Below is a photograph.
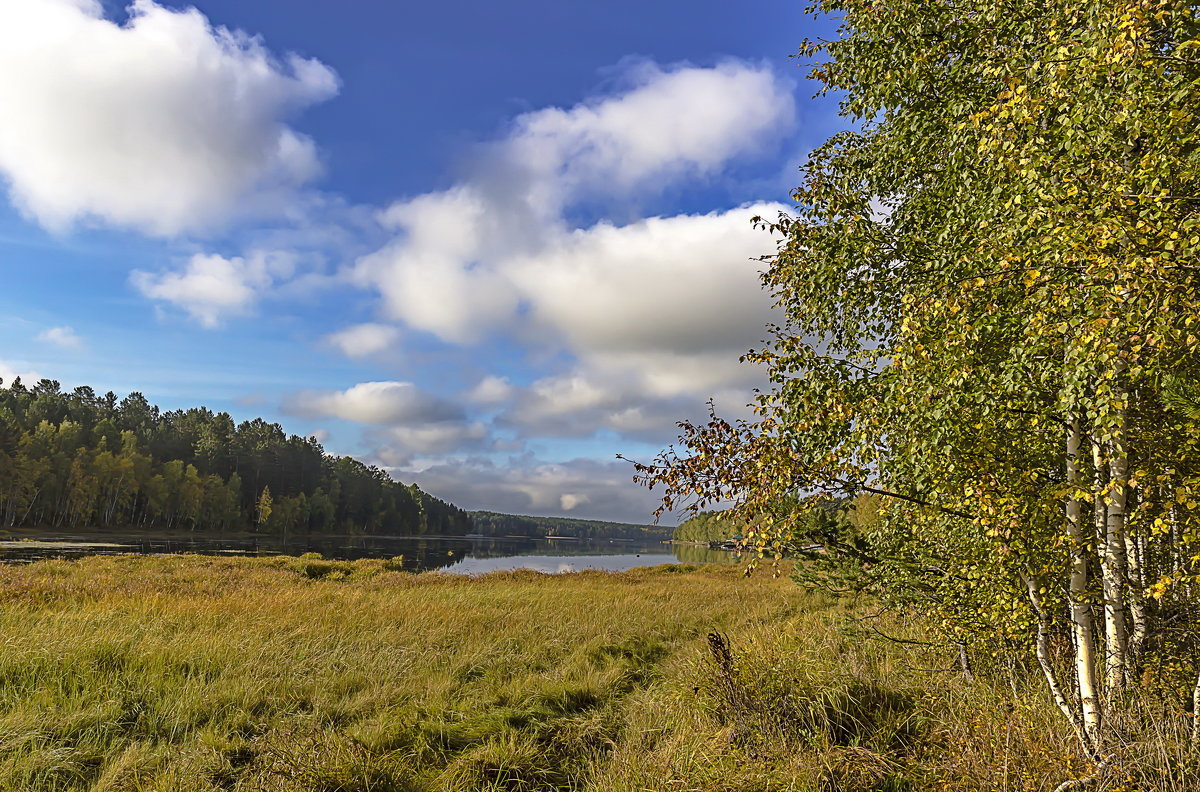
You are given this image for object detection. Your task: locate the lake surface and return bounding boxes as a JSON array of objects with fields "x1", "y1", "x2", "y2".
[{"x1": 0, "y1": 530, "x2": 739, "y2": 574}]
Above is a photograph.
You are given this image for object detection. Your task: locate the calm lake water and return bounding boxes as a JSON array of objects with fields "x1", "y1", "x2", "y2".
[{"x1": 0, "y1": 530, "x2": 739, "y2": 574}]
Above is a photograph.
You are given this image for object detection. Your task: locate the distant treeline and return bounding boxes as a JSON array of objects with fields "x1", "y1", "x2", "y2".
[
  {"x1": 0, "y1": 377, "x2": 471, "y2": 535},
  {"x1": 672, "y1": 511, "x2": 742, "y2": 543},
  {"x1": 468, "y1": 511, "x2": 672, "y2": 540}
]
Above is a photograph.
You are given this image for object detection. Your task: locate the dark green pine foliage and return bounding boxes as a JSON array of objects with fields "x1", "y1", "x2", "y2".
[{"x1": 0, "y1": 378, "x2": 471, "y2": 535}]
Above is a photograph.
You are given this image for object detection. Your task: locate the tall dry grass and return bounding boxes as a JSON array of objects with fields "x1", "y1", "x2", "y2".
[{"x1": 0, "y1": 555, "x2": 1193, "y2": 790}]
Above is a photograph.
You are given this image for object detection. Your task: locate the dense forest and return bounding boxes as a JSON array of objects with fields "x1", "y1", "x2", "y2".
[
  {"x1": 0, "y1": 377, "x2": 471, "y2": 535},
  {"x1": 468, "y1": 511, "x2": 671, "y2": 540}
]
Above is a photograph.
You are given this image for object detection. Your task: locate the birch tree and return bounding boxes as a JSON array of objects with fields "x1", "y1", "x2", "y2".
[{"x1": 633, "y1": 0, "x2": 1200, "y2": 770}]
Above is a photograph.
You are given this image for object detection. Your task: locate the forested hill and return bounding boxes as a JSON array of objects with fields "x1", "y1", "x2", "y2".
[
  {"x1": 468, "y1": 511, "x2": 672, "y2": 540},
  {"x1": 0, "y1": 377, "x2": 471, "y2": 535}
]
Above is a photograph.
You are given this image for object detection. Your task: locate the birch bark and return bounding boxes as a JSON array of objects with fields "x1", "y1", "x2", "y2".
[
  {"x1": 1023, "y1": 571, "x2": 1085, "y2": 745},
  {"x1": 1123, "y1": 531, "x2": 1148, "y2": 665},
  {"x1": 1103, "y1": 392, "x2": 1131, "y2": 693},
  {"x1": 1067, "y1": 418, "x2": 1103, "y2": 752}
]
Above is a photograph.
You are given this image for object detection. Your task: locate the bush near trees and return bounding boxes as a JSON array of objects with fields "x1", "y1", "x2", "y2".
[
  {"x1": 671, "y1": 501, "x2": 855, "y2": 546},
  {"x1": 673, "y1": 511, "x2": 741, "y2": 543},
  {"x1": 634, "y1": 0, "x2": 1200, "y2": 779},
  {"x1": 0, "y1": 377, "x2": 470, "y2": 535},
  {"x1": 468, "y1": 511, "x2": 673, "y2": 540}
]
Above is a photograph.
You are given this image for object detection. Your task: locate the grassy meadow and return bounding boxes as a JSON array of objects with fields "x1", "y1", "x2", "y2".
[{"x1": 0, "y1": 554, "x2": 1189, "y2": 791}]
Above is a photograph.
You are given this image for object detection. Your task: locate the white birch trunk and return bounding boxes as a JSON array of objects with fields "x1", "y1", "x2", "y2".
[
  {"x1": 1123, "y1": 531, "x2": 1148, "y2": 664},
  {"x1": 1067, "y1": 418, "x2": 1103, "y2": 753},
  {"x1": 1092, "y1": 438, "x2": 1108, "y2": 571},
  {"x1": 1098, "y1": 426, "x2": 1131, "y2": 694},
  {"x1": 1023, "y1": 571, "x2": 1084, "y2": 743},
  {"x1": 1193, "y1": 668, "x2": 1200, "y2": 744}
]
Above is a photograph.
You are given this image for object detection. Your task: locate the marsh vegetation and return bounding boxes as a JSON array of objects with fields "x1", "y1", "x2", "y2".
[{"x1": 0, "y1": 555, "x2": 1193, "y2": 791}]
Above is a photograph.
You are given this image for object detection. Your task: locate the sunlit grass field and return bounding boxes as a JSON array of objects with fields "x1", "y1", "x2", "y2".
[{"x1": 0, "y1": 554, "x2": 1178, "y2": 791}]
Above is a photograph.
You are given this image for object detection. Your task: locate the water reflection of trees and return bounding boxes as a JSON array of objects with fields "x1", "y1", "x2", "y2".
[{"x1": 0, "y1": 533, "x2": 743, "y2": 572}]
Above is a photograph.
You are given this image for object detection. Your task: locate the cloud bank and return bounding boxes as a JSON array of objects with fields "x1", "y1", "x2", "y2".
[
  {"x1": 409, "y1": 455, "x2": 671, "y2": 526},
  {"x1": 337, "y1": 59, "x2": 791, "y2": 500}
]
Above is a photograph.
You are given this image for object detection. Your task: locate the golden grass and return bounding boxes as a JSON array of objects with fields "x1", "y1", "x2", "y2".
[
  {"x1": 0, "y1": 555, "x2": 1192, "y2": 791},
  {"x1": 0, "y1": 557, "x2": 805, "y2": 791}
]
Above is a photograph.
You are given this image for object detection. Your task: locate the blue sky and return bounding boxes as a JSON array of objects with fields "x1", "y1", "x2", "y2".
[{"x1": 0, "y1": 0, "x2": 843, "y2": 524}]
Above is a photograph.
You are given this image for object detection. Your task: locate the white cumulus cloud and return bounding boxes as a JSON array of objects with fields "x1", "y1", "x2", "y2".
[
  {"x1": 286, "y1": 381, "x2": 493, "y2": 461},
  {"x1": 285, "y1": 381, "x2": 464, "y2": 426},
  {"x1": 466, "y1": 375, "x2": 515, "y2": 405},
  {"x1": 376, "y1": 422, "x2": 490, "y2": 457},
  {"x1": 350, "y1": 60, "x2": 792, "y2": 350},
  {"x1": 353, "y1": 187, "x2": 519, "y2": 343},
  {"x1": 559, "y1": 492, "x2": 590, "y2": 511},
  {"x1": 323, "y1": 323, "x2": 402, "y2": 358},
  {"x1": 0, "y1": 0, "x2": 339, "y2": 235},
  {"x1": 132, "y1": 251, "x2": 294, "y2": 327},
  {"x1": 498, "y1": 59, "x2": 794, "y2": 210},
  {"x1": 496, "y1": 369, "x2": 755, "y2": 443},
  {"x1": 36, "y1": 326, "x2": 84, "y2": 349},
  {"x1": 0, "y1": 361, "x2": 42, "y2": 388},
  {"x1": 507, "y1": 204, "x2": 782, "y2": 362}
]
